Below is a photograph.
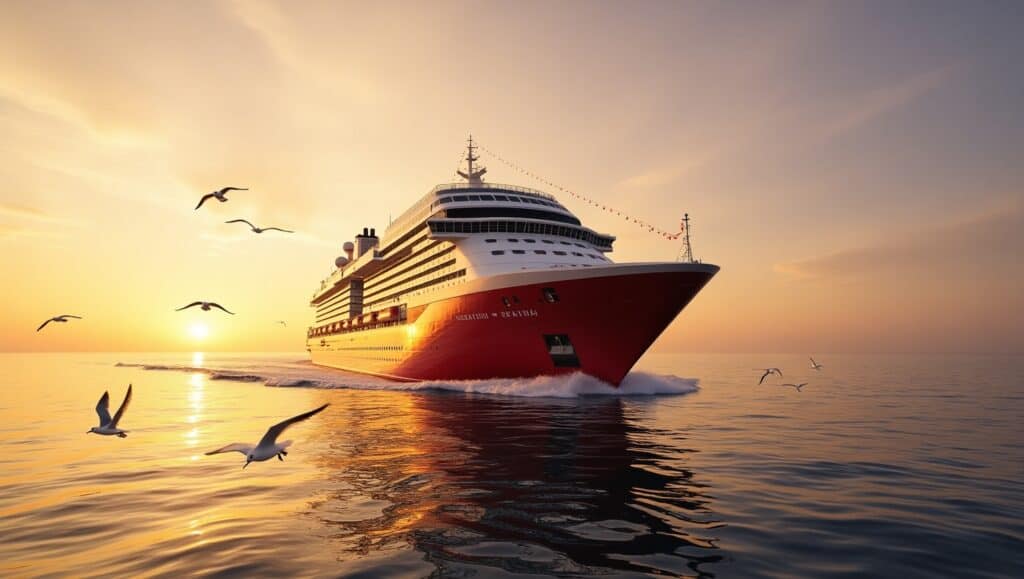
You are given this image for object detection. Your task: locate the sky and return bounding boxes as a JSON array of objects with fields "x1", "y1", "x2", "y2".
[{"x1": 1, "y1": 0, "x2": 1022, "y2": 353}]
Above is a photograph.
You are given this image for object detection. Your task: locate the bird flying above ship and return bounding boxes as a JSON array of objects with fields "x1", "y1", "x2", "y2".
[
  {"x1": 225, "y1": 219, "x2": 294, "y2": 234},
  {"x1": 87, "y1": 384, "x2": 132, "y2": 438},
  {"x1": 176, "y1": 301, "x2": 235, "y2": 315},
  {"x1": 194, "y1": 187, "x2": 247, "y2": 210},
  {"x1": 205, "y1": 403, "x2": 329, "y2": 469},
  {"x1": 36, "y1": 314, "x2": 82, "y2": 332}
]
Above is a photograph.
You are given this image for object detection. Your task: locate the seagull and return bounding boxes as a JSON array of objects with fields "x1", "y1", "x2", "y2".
[
  {"x1": 176, "y1": 301, "x2": 235, "y2": 315},
  {"x1": 225, "y1": 219, "x2": 294, "y2": 234},
  {"x1": 809, "y1": 357, "x2": 823, "y2": 371},
  {"x1": 780, "y1": 383, "x2": 807, "y2": 392},
  {"x1": 87, "y1": 384, "x2": 132, "y2": 437},
  {"x1": 36, "y1": 314, "x2": 82, "y2": 332},
  {"x1": 194, "y1": 187, "x2": 247, "y2": 210},
  {"x1": 205, "y1": 403, "x2": 329, "y2": 469},
  {"x1": 276, "y1": 321, "x2": 287, "y2": 327},
  {"x1": 756, "y1": 368, "x2": 783, "y2": 385}
]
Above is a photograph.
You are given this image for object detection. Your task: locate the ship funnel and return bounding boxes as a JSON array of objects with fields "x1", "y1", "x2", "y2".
[{"x1": 355, "y1": 228, "x2": 378, "y2": 259}]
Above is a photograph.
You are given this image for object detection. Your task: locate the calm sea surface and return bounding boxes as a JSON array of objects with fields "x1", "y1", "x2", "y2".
[{"x1": 0, "y1": 352, "x2": 1021, "y2": 578}]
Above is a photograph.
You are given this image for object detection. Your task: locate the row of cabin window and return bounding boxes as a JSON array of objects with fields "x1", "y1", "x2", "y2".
[
  {"x1": 429, "y1": 219, "x2": 613, "y2": 247},
  {"x1": 433, "y1": 193, "x2": 564, "y2": 211},
  {"x1": 485, "y1": 237, "x2": 587, "y2": 248},
  {"x1": 491, "y1": 249, "x2": 606, "y2": 260}
]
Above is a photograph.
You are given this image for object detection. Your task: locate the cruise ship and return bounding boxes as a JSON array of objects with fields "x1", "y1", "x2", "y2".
[{"x1": 306, "y1": 139, "x2": 718, "y2": 386}]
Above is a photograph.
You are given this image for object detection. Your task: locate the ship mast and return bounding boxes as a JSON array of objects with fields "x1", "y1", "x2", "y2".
[
  {"x1": 457, "y1": 134, "x2": 487, "y2": 185},
  {"x1": 678, "y1": 213, "x2": 696, "y2": 263}
]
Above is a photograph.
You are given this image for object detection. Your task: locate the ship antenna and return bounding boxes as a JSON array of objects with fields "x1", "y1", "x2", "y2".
[
  {"x1": 457, "y1": 134, "x2": 487, "y2": 185},
  {"x1": 678, "y1": 213, "x2": 696, "y2": 263}
]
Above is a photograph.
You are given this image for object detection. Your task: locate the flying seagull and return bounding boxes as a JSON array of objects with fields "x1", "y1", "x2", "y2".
[
  {"x1": 87, "y1": 384, "x2": 132, "y2": 438},
  {"x1": 276, "y1": 321, "x2": 287, "y2": 327},
  {"x1": 176, "y1": 301, "x2": 235, "y2": 315},
  {"x1": 205, "y1": 403, "x2": 329, "y2": 469},
  {"x1": 756, "y1": 367, "x2": 783, "y2": 385},
  {"x1": 225, "y1": 219, "x2": 294, "y2": 234},
  {"x1": 195, "y1": 187, "x2": 247, "y2": 210},
  {"x1": 37, "y1": 314, "x2": 82, "y2": 332},
  {"x1": 780, "y1": 383, "x2": 807, "y2": 392},
  {"x1": 809, "y1": 357, "x2": 823, "y2": 371}
]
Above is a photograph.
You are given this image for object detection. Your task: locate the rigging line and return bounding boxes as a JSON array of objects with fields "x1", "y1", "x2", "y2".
[{"x1": 477, "y1": 143, "x2": 687, "y2": 241}]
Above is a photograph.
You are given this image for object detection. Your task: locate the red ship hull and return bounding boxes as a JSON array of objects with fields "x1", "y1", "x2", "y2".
[{"x1": 308, "y1": 263, "x2": 717, "y2": 386}]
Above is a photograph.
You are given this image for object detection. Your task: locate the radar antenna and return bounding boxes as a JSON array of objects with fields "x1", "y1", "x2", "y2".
[{"x1": 457, "y1": 134, "x2": 487, "y2": 185}]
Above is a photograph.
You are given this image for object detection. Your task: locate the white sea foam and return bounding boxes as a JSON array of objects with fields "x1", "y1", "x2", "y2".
[{"x1": 115, "y1": 359, "x2": 698, "y2": 398}]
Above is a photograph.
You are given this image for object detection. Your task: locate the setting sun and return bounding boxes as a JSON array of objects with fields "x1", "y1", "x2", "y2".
[{"x1": 188, "y1": 323, "x2": 209, "y2": 341}]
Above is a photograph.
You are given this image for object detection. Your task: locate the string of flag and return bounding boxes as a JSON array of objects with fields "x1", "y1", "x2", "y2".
[{"x1": 477, "y1": 143, "x2": 687, "y2": 241}]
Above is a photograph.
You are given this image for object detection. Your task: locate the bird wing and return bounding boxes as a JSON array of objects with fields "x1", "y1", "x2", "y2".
[
  {"x1": 773, "y1": 368, "x2": 783, "y2": 376},
  {"x1": 263, "y1": 227, "x2": 294, "y2": 233},
  {"x1": 36, "y1": 318, "x2": 53, "y2": 331},
  {"x1": 759, "y1": 370, "x2": 770, "y2": 385},
  {"x1": 225, "y1": 219, "x2": 256, "y2": 229},
  {"x1": 205, "y1": 443, "x2": 252, "y2": 456},
  {"x1": 95, "y1": 391, "x2": 112, "y2": 427},
  {"x1": 219, "y1": 187, "x2": 248, "y2": 193},
  {"x1": 209, "y1": 303, "x2": 235, "y2": 315},
  {"x1": 59, "y1": 315, "x2": 83, "y2": 320},
  {"x1": 109, "y1": 384, "x2": 132, "y2": 428},
  {"x1": 176, "y1": 302, "x2": 204, "y2": 311},
  {"x1": 195, "y1": 193, "x2": 215, "y2": 210},
  {"x1": 258, "y1": 403, "x2": 329, "y2": 448}
]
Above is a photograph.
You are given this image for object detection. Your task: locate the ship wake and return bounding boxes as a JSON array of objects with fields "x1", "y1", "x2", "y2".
[{"x1": 115, "y1": 360, "x2": 698, "y2": 398}]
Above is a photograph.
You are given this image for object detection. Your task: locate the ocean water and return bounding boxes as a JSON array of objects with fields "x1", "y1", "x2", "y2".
[{"x1": 0, "y1": 352, "x2": 1021, "y2": 578}]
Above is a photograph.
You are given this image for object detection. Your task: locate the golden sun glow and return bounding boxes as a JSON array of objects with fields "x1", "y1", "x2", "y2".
[{"x1": 188, "y1": 323, "x2": 209, "y2": 341}]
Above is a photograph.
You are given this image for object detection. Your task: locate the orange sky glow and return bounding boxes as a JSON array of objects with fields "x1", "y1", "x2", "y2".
[{"x1": 1, "y1": 1, "x2": 1021, "y2": 353}]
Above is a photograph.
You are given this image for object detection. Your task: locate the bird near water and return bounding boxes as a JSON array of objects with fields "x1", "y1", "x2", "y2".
[
  {"x1": 205, "y1": 403, "x2": 329, "y2": 469},
  {"x1": 810, "y1": 357, "x2": 823, "y2": 371},
  {"x1": 780, "y1": 383, "x2": 808, "y2": 392},
  {"x1": 194, "y1": 186, "x2": 247, "y2": 210},
  {"x1": 87, "y1": 384, "x2": 132, "y2": 438},
  {"x1": 175, "y1": 301, "x2": 234, "y2": 315},
  {"x1": 225, "y1": 219, "x2": 294, "y2": 234},
  {"x1": 756, "y1": 367, "x2": 783, "y2": 385},
  {"x1": 36, "y1": 314, "x2": 82, "y2": 332}
]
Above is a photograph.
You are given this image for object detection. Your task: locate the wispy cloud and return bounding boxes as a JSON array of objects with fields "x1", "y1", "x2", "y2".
[
  {"x1": 618, "y1": 147, "x2": 725, "y2": 188},
  {"x1": 775, "y1": 198, "x2": 1024, "y2": 279},
  {"x1": 0, "y1": 203, "x2": 61, "y2": 223},
  {"x1": 819, "y1": 64, "x2": 956, "y2": 140},
  {"x1": 227, "y1": 0, "x2": 376, "y2": 104}
]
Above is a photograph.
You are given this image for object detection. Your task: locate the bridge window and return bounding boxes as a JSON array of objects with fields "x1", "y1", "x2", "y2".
[{"x1": 491, "y1": 250, "x2": 505, "y2": 255}]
